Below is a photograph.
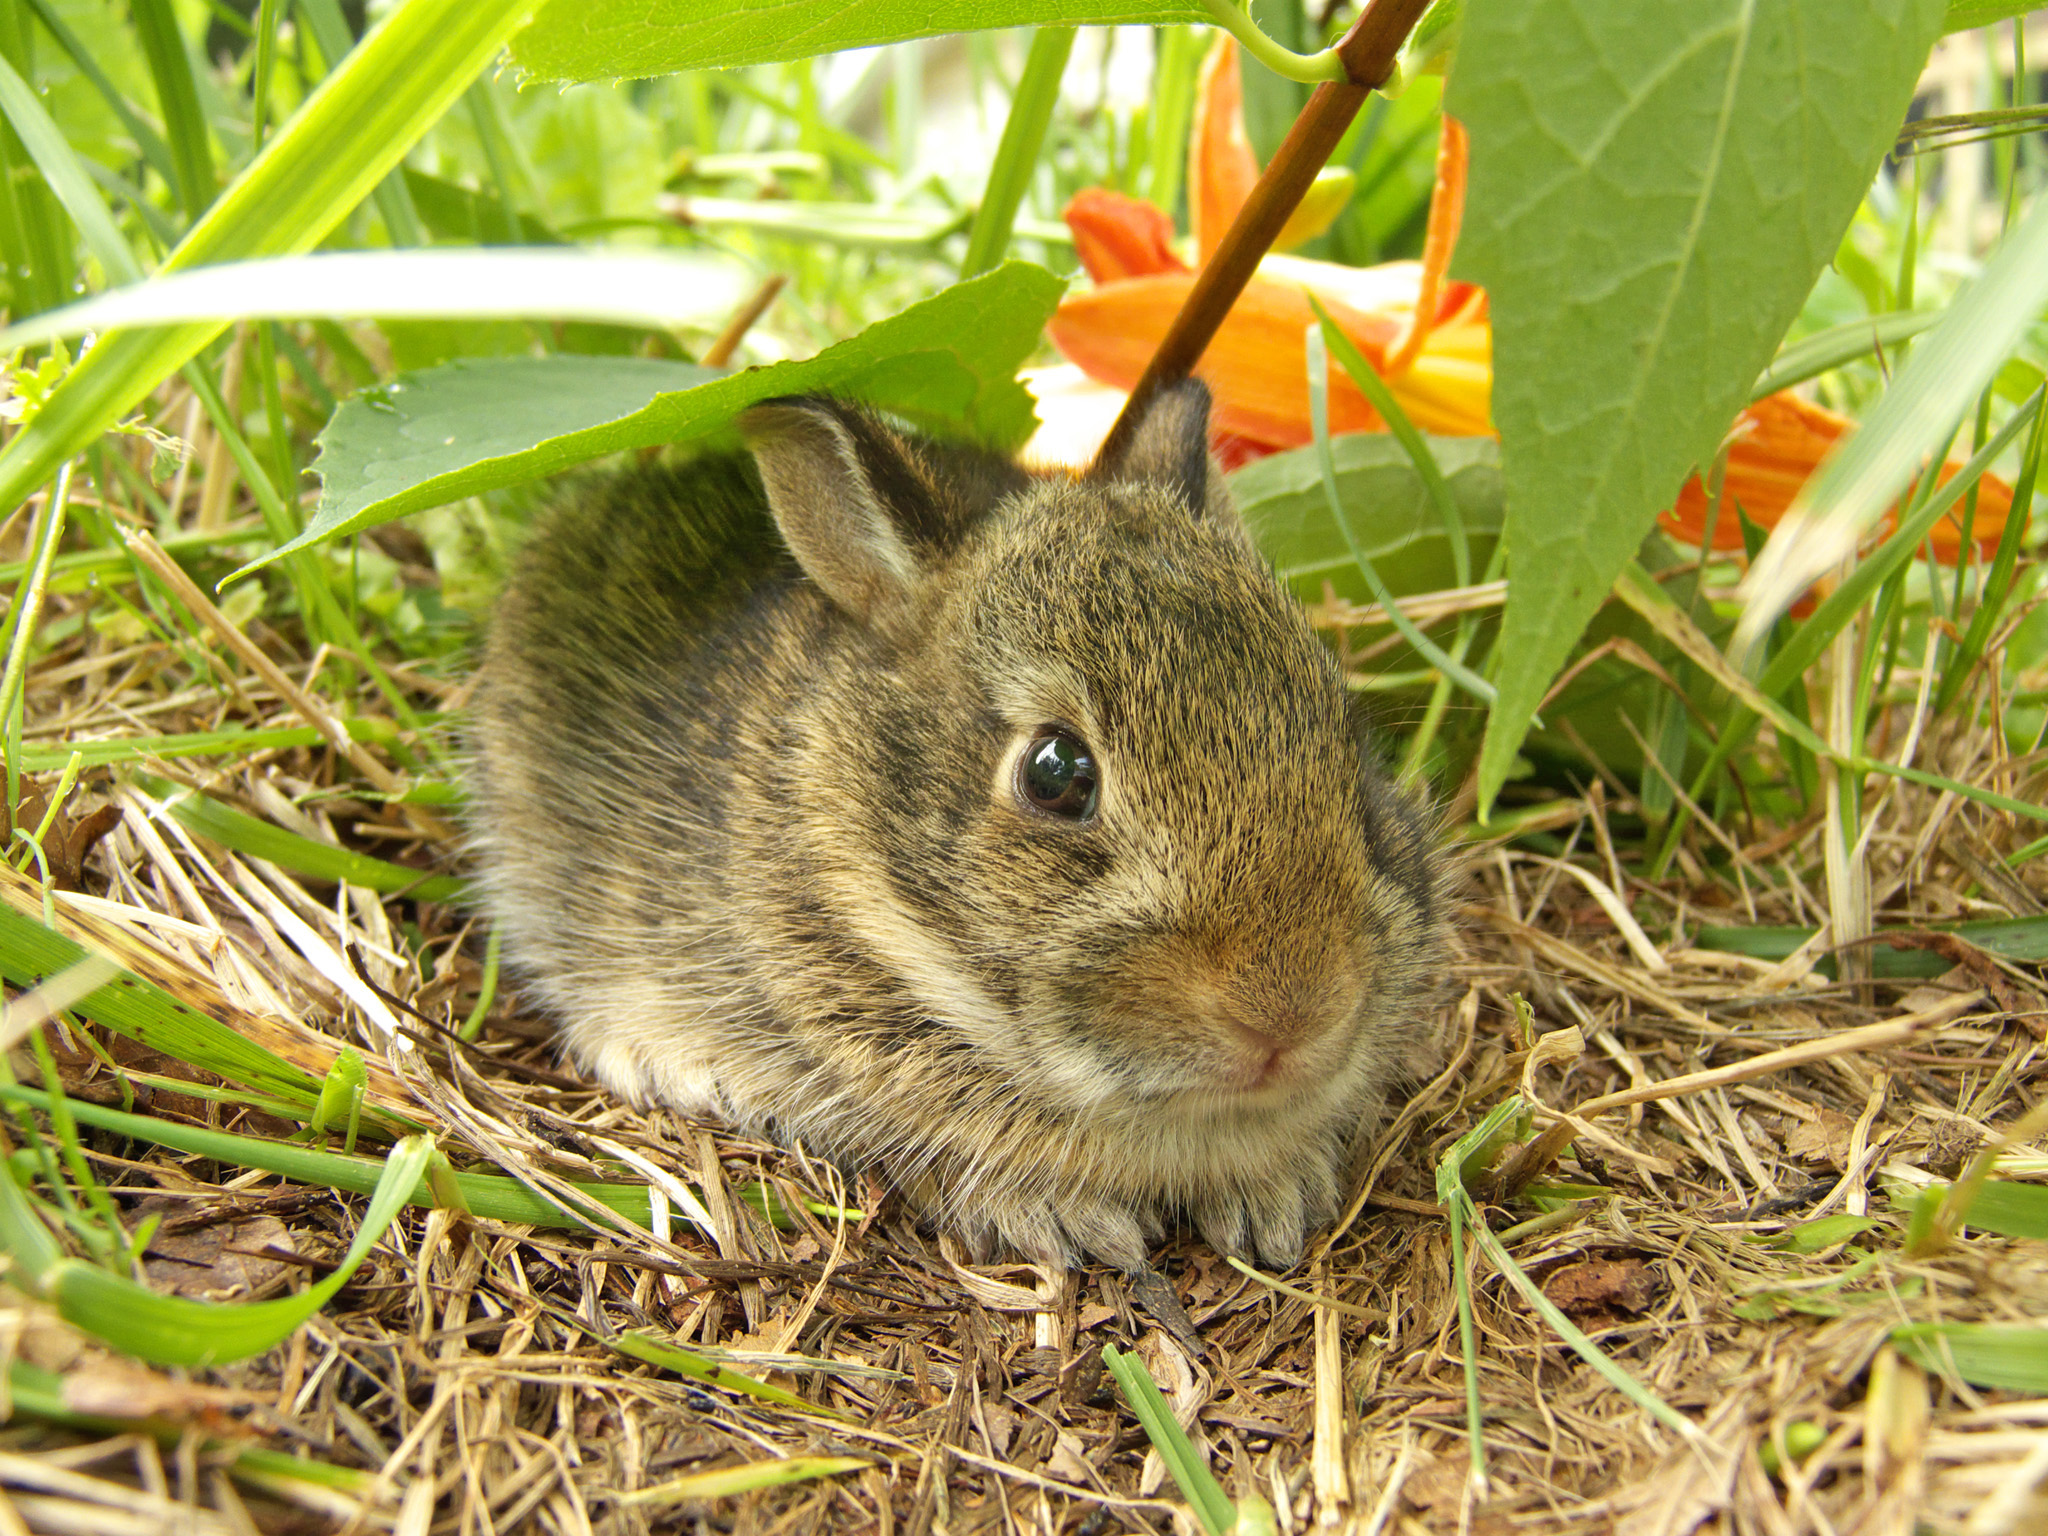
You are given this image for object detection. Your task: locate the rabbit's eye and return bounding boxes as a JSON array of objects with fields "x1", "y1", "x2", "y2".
[{"x1": 1017, "y1": 732, "x2": 1099, "y2": 821}]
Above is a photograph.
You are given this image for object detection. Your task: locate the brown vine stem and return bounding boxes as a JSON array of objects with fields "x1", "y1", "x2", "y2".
[{"x1": 1096, "y1": 0, "x2": 1435, "y2": 468}]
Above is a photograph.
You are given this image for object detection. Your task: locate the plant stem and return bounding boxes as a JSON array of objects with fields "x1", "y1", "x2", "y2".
[{"x1": 959, "y1": 26, "x2": 1074, "y2": 278}]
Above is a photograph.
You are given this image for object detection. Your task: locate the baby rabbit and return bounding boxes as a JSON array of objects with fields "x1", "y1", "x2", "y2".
[{"x1": 472, "y1": 380, "x2": 1444, "y2": 1271}]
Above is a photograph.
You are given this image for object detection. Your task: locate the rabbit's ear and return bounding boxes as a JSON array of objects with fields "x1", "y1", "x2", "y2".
[
  {"x1": 740, "y1": 398, "x2": 941, "y2": 622},
  {"x1": 1088, "y1": 377, "x2": 1216, "y2": 516}
]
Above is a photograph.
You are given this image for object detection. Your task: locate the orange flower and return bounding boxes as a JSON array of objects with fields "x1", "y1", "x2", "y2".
[
  {"x1": 1041, "y1": 40, "x2": 2018, "y2": 565},
  {"x1": 1665, "y1": 391, "x2": 2016, "y2": 563},
  {"x1": 1047, "y1": 41, "x2": 1491, "y2": 453}
]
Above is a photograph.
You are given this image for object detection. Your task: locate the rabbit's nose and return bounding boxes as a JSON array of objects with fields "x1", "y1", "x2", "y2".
[{"x1": 1224, "y1": 1012, "x2": 1313, "y2": 1088}]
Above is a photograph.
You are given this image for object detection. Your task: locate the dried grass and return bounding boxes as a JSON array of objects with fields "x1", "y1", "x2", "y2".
[{"x1": 4, "y1": 471, "x2": 2047, "y2": 1535}]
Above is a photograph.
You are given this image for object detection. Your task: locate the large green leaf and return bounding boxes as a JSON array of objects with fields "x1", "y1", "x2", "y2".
[
  {"x1": 0, "y1": 0, "x2": 537, "y2": 518},
  {"x1": 1943, "y1": 0, "x2": 2041, "y2": 29},
  {"x1": 1447, "y1": 0, "x2": 1947, "y2": 815},
  {"x1": 249, "y1": 261, "x2": 1062, "y2": 574},
  {"x1": 1232, "y1": 429, "x2": 1502, "y2": 607},
  {"x1": 509, "y1": 0, "x2": 1206, "y2": 80}
]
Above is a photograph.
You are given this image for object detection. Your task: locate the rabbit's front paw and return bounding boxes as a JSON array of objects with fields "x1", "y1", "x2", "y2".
[
  {"x1": 1192, "y1": 1157, "x2": 1341, "y2": 1271},
  {"x1": 955, "y1": 1194, "x2": 1159, "y2": 1273}
]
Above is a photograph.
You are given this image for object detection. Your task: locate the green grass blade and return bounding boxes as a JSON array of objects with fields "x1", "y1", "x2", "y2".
[
  {"x1": 4, "y1": 1358, "x2": 371, "y2": 1491},
  {"x1": 0, "y1": 249, "x2": 752, "y2": 351},
  {"x1": 509, "y1": 0, "x2": 1208, "y2": 79},
  {"x1": 1740, "y1": 193, "x2": 2048, "y2": 645},
  {"x1": 658, "y1": 196, "x2": 968, "y2": 247},
  {"x1": 1101, "y1": 1343, "x2": 1237, "y2": 1536},
  {"x1": 1696, "y1": 915, "x2": 2048, "y2": 979},
  {"x1": 14, "y1": 719, "x2": 394, "y2": 771},
  {"x1": 19, "y1": 0, "x2": 179, "y2": 195},
  {"x1": 1146, "y1": 25, "x2": 1201, "y2": 215},
  {"x1": 0, "y1": 0, "x2": 539, "y2": 520},
  {"x1": 1314, "y1": 300, "x2": 1471, "y2": 587},
  {"x1": 253, "y1": 0, "x2": 286, "y2": 144},
  {"x1": 1756, "y1": 389, "x2": 2039, "y2": 703},
  {"x1": 612, "y1": 1331, "x2": 842, "y2": 1417},
  {"x1": 126, "y1": 0, "x2": 212, "y2": 221},
  {"x1": 140, "y1": 775, "x2": 467, "y2": 902},
  {"x1": 0, "y1": 1082, "x2": 654, "y2": 1229},
  {"x1": 1436, "y1": 1097, "x2": 1523, "y2": 1491},
  {"x1": 1750, "y1": 312, "x2": 1938, "y2": 401},
  {"x1": 0, "y1": 55, "x2": 148, "y2": 284},
  {"x1": 620, "y1": 1459, "x2": 870, "y2": 1506},
  {"x1": 0, "y1": 904, "x2": 324, "y2": 1107},
  {"x1": 296, "y1": 0, "x2": 427, "y2": 245},
  {"x1": 1305, "y1": 322, "x2": 1496, "y2": 703},
  {"x1": 1938, "y1": 391, "x2": 2044, "y2": 711},
  {"x1": 1893, "y1": 1179, "x2": 2048, "y2": 1241},
  {"x1": 1614, "y1": 556, "x2": 2048, "y2": 826},
  {"x1": 1893, "y1": 1323, "x2": 2048, "y2": 1392},
  {"x1": 960, "y1": 26, "x2": 1074, "y2": 278},
  {"x1": 18, "y1": 1136, "x2": 433, "y2": 1367},
  {"x1": 1434, "y1": 1097, "x2": 1698, "y2": 1442},
  {"x1": 1656, "y1": 389, "x2": 2044, "y2": 862}
]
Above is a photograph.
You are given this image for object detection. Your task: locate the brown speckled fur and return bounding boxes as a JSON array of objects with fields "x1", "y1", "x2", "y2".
[{"x1": 471, "y1": 382, "x2": 1445, "y2": 1270}]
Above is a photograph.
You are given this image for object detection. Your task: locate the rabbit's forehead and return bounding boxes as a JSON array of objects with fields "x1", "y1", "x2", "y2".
[{"x1": 966, "y1": 530, "x2": 1341, "y2": 731}]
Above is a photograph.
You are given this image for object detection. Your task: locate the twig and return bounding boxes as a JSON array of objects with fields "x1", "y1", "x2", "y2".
[{"x1": 701, "y1": 273, "x2": 787, "y2": 367}]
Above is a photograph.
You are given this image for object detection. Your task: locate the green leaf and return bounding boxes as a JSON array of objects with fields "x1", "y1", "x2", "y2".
[
  {"x1": 257, "y1": 261, "x2": 1061, "y2": 573},
  {"x1": 0, "y1": 249, "x2": 751, "y2": 353},
  {"x1": 0, "y1": 0, "x2": 539, "y2": 521},
  {"x1": 1448, "y1": 0, "x2": 1948, "y2": 814},
  {"x1": 1894, "y1": 1323, "x2": 2048, "y2": 1392},
  {"x1": 509, "y1": 0, "x2": 1207, "y2": 80},
  {"x1": 403, "y1": 166, "x2": 563, "y2": 245},
  {"x1": 1943, "y1": 0, "x2": 2041, "y2": 30}
]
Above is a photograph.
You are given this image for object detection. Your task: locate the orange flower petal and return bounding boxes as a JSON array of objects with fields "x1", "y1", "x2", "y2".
[
  {"x1": 1064, "y1": 188, "x2": 1187, "y2": 283},
  {"x1": 1051, "y1": 273, "x2": 1401, "y2": 448},
  {"x1": 1192, "y1": 39, "x2": 1259, "y2": 263},
  {"x1": 1662, "y1": 390, "x2": 2017, "y2": 565},
  {"x1": 1384, "y1": 114, "x2": 1468, "y2": 376}
]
